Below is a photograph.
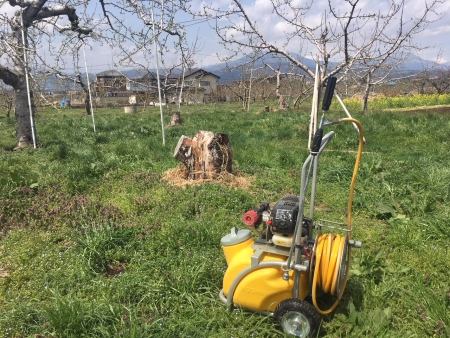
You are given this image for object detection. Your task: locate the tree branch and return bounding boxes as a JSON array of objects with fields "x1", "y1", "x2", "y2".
[{"x1": 0, "y1": 64, "x2": 20, "y2": 88}]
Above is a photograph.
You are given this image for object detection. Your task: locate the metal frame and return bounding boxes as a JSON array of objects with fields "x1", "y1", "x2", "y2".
[
  {"x1": 219, "y1": 131, "x2": 337, "y2": 308},
  {"x1": 292, "y1": 131, "x2": 334, "y2": 298}
]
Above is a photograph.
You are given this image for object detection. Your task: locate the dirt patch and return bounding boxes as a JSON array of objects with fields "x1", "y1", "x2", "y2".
[
  {"x1": 0, "y1": 268, "x2": 8, "y2": 278},
  {"x1": 314, "y1": 202, "x2": 331, "y2": 213},
  {"x1": 105, "y1": 264, "x2": 126, "y2": 277},
  {"x1": 162, "y1": 164, "x2": 252, "y2": 189}
]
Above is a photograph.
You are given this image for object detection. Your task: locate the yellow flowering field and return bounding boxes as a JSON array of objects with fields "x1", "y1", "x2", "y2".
[{"x1": 331, "y1": 93, "x2": 450, "y2": 111}]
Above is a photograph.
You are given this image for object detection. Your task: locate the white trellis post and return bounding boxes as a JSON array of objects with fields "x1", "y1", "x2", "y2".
[
  {"x1": 20, "y1": 8, "x2": 36, "y2": 148},
  {"x1": 308, "y1": 63, "x2": 320, "y2": 150},
  {"x1": 82, "y1": 45, "x2": 96, "y2": 132},
  {"x1": 247, "y1": 68, "x2": 254, "y2": 111},
  {"x1": 151, "y1": 0, "x2": 166, "y2": 146}
]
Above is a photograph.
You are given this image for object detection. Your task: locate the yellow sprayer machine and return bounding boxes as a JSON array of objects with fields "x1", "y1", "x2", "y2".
[{"x1": 219, "y1": 77, "x2": 364, "y2": 337}]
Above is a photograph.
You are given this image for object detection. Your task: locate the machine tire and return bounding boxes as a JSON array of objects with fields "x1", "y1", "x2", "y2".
[{"x1": 274, "y1": 298, "x2": 321, "y2": 337}]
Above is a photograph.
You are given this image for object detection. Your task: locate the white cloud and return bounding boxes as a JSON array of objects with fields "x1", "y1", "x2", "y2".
[
  {"x1": 3, "y1": 0, "x2": 449, "y2": 72},
  {"x1": 244, "y1": 0, "x2": 273, "y2": 17}
]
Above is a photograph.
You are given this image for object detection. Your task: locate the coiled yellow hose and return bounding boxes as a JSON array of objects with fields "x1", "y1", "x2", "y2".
[{"x1": 311, "y1": 118, "x2": 364, "y2": 315}]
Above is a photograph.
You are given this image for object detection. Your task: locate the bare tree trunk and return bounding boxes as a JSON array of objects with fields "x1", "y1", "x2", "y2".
[
  {"x1": 293, "y1": 95, "x2": 301, "y2": 108},
  {"x1": 279, "y1": 95, "x2": 288, "y2": 109},
  {"x1": 170, "y1": 111, "x2": 182, "y2": 127},
  {"x1": 15, "y1": 85, "x2": 36, "y2": 149},
  {"x1": 243, "y1": 92, "x2": 248, "y2": 109},
  {"x1": 0, "y1": 2, "x2": 92, "y2": 149},
  {"x1": 418, "y1": 82, "x2": 425, "y2": 94},
  {"x1": 84, "y1": 95, "x2": 91, "y2": 116},
  {"x1": 174, "y1": 130, "x2": 233, "y2": 180},
  {"x1": 3, "y1": 100, "x2": 13, "y2": 118},
  {"x1": 276, "y1": 69, "x2": 282, "y2": 109},
  {"x1": 275, "y1": 69, "x2": 288, "y2": 110},
  {"x1": 362, "y1": 75, "x2": 372, "y2": 112},
  {"x1": 10, "y1": 21, "x2": 36, "y2": 149}
]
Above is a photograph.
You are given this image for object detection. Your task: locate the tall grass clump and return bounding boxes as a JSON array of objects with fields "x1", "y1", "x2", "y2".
[{"x1": 76, "y1": 222, "x2": 137, "y2": 273}]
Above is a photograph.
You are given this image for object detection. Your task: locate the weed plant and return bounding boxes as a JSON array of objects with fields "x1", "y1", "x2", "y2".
[{"x1": 0, "y1": 103, "x2": 449, "y2": 337}]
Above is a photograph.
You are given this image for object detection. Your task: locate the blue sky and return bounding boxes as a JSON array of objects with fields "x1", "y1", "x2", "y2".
[{"x1": 1, "y1": 0, "x2": 449, "y2": 74}]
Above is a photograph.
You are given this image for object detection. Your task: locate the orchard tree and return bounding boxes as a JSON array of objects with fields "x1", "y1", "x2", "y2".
[
  {"x1": 0, "y1": 0, "x2": 92, "y2": 149},
  {"x1": 99, "y1": 0, "x2": 200, "y2": 96},
  {"x1": 191, "y1": 0, "x2": 444, "y2": 111},
  {"x1": 99, "y1": 0, "x2": 201, "y2": 132},
  {"x1": 54, "y1": 42, "x2": 97, "y2": 116},
  {"x1": 426, "y1": 67, "x2": 450, "y2": 94},
  {"x1": 0, "y1": 82, "x2": 14, "y2": 117},
  {"x1": 53, "y1": 68, "x2": 94, "y2": 115},
  {"x1": 250, "y1": 72, "x2": 277, "y2": 109}
]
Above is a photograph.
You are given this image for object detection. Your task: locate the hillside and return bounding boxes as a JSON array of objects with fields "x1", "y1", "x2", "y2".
[{"x1": 204, "y1": 53, "x2": 444, "y2": 84}]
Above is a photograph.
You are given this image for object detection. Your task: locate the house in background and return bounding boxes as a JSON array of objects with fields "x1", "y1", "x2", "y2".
[
  {"x1": 96, "y1": 68, "x2": 220, "y2": 104},
  {"x1": 95, "y1": 70, "x2": 128, "y2": 97},
  {"x1": 126, "y1": 71, "x2": 161, "y2": 93},
  {"x1": 179, "y1": 69, "x2": 220, "y2": 103}
]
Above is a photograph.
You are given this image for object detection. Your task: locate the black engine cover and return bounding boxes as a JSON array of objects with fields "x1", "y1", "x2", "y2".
[{"x1": 271, "y1": 195, "x2": 299, "y2": 234}]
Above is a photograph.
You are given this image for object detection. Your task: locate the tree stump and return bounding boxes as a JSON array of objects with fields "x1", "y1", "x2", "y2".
[
  {"x1": 170, "y1": 111, "x2": 182, "y2": 127},
  {"x1": 124, "y1": 106, "x2": 137, "y2": 114},
  {"x1": 174, "y1": 130, "x2": 233, "y2": 180},
  {"x1": 278, "y1": 95, "x2": 289, "y2": 110}
]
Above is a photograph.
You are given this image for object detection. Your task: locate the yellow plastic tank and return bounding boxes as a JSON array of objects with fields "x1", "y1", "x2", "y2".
[{"x1": 221, "y1": 228, "x2": 310, "y2": 313}]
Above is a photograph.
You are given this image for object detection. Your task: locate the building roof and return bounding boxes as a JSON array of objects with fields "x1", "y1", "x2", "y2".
[
  {"x1": 182, "y1": 69, "x2": 220, "y2": 79},
  {"x1": 96, "y1": 68, "x2": 220, "y2": 81},
  {"x1": 140, "y1": 72, "x2": 160, "y2": 80},
  {"x1": 96, "y1": 70, "x2": 126, "y2": 77}
]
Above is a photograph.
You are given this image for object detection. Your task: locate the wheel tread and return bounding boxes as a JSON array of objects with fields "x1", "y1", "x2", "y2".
[{"x1": 274, "y1": 298, "x2": 321, "y2": 337}]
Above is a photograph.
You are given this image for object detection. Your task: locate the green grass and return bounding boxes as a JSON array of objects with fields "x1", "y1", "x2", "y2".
[{"x1": 1, "y1": 102, "x2": 449, "y2": 337}]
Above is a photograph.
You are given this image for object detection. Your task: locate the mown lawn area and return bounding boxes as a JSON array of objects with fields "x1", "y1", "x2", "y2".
[{"x1": 1, "y1": 102, "x2": 449, "y2": 337}]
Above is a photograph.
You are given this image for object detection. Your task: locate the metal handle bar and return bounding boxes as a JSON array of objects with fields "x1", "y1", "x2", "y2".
[
  {"x1": 299, "y1": 131, "x2": 334, "y2": 200},
  {"x1": 290, "y1": 131, "x2": 335, "y2": 298}
]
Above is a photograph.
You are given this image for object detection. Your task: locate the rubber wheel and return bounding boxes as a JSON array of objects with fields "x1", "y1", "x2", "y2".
[{"x1": 274, "y1": 298, "x2": 321, "y2": 337}]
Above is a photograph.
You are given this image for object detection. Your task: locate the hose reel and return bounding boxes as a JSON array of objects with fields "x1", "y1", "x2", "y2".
[{"x1": 311, "y1": 233, "x2": 350, "y2": 315}]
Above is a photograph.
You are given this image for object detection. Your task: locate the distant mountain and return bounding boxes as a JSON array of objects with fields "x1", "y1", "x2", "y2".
[
  {"x1": 397, "y1": 54, "x2": 439, "y2": 71},
  {"x1": 204, "y1": 53, "x2": 320, "y2": 83},
  {"x1": 204, "y1": 52, "x2": 445, "y2": 83},
  {"x1": 38, "y1": 53, "x2": 446, "y2": 92}
]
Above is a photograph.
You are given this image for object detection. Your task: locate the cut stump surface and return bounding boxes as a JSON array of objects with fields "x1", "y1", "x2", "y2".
[{"x1": 174, "y1": 130, "x2": 233, "y2": 180}]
